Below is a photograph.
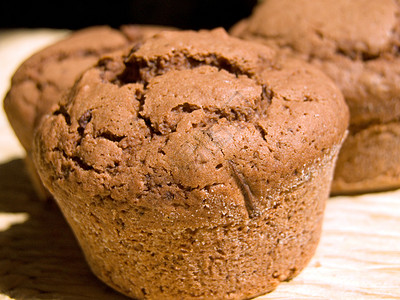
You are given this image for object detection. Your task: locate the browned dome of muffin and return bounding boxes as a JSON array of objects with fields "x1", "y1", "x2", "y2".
[
  {"x1": 33, "y1": 28, "x2": 348, "y2": 299},
  {"x1": 231, "y1": 0, "x2": 400, "y2": 194}
]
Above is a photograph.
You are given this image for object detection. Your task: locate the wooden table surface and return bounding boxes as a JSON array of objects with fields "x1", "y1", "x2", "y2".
[{"x1": 0, "y1": 29, "x2": 399, "y2": 300}]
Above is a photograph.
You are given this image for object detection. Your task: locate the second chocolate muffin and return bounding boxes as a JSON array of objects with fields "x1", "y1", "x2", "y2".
[{"x1": 33, "y1": 29, "x2": 348, "y2": 299}]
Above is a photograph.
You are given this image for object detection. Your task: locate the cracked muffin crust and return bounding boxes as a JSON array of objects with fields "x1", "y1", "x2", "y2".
[
  {"x1": 3, "y1": 25, "x2": 171, "y2": 199},
  {"x1": 231, "y1": 0, "x2": 400, "y2": 194},
  {"x1": 33, "y1": 29, "x2": 348, "y2": 299}
]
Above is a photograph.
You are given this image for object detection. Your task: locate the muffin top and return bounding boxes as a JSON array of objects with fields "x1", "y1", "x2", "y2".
[
  {"x1": 34, "y1": 29, "x2": 348, "y2": 229},
  {"x1": 232, "y1": 0, "x2": 398, "y2": 57},
  {"x1": 4, "y1": 25, "x2": 167, "y2": 151},
  {"x1": 231, "y1": 0, "x2": 400, "y2": 128}
]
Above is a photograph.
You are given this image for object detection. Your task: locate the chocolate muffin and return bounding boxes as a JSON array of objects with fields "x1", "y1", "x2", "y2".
[
  {"x1": 3, "y1": 25, "x2": 171, "y2": 199},
  {"x1": 231, "y1": 0, "x2": 400, "y2": 194},
  {"x1": 33, "y1": 29, "x2": 348, "y2": 299}
]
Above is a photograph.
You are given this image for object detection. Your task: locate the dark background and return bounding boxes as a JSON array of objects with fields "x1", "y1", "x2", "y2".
[{"x1": 0, "y1": 0, "x2": 257, "y2": 30}]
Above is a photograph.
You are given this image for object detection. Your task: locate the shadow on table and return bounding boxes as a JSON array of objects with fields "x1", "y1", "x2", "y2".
[{"x1": 0, "y1": 158, "x2": 129, "y2": 300}]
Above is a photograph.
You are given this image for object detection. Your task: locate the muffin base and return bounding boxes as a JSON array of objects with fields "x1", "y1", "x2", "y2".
[
  {"x1": 52, "y1": 150, "x2": 338, "y2": 300},
  {"x1": 332, "y1": 121, "x2": 400, "y2": 195}
]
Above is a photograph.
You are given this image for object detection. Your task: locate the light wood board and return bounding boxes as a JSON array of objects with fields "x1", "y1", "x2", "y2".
[{"x1": 0, "y1": 29, "x2": 399, "y2": 300}]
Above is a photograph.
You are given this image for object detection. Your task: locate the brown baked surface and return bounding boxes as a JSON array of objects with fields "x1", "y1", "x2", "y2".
[
  {"x1": 33, "y1": 28, "x2": 348, "y2": 299},
  {"x1": 3, "y1": 25, "x2": 172, "y2": 199},
  {"x1": 3, "y1": 24, "x2": 175, "y2": 153},
  {"x1": 231, "y1": 0, "x2": 400, "y2": 194},
  {"x1": 4, "y1": 26, "x2": 128, "y2": 152}
]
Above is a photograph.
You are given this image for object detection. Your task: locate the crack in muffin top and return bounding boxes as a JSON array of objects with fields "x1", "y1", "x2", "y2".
[{"x1": 35, "y1": 28, "x2": 348, "y2": 227}]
